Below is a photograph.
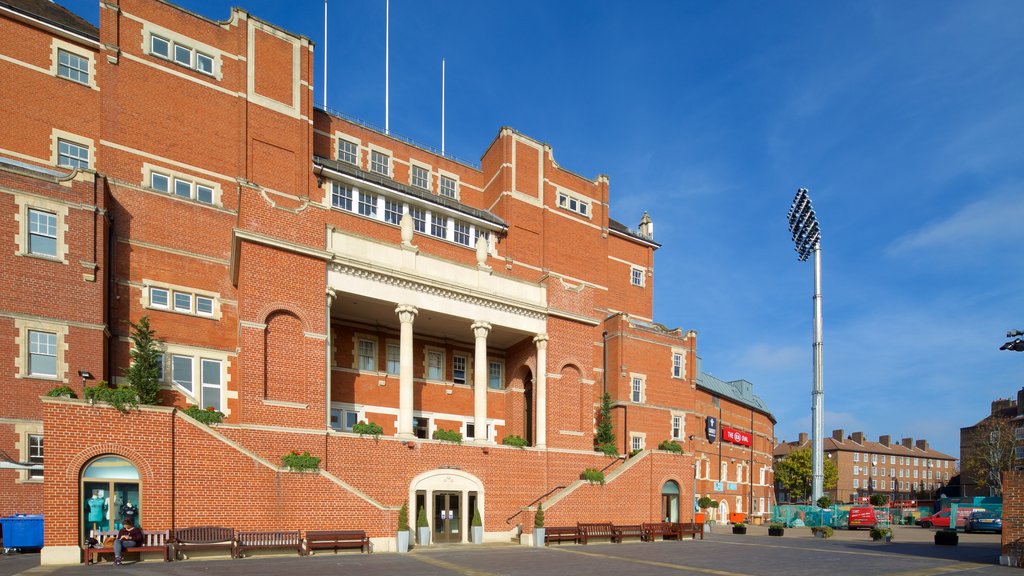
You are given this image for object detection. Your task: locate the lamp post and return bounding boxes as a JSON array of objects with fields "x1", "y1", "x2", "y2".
[
  {"x1": 787, "y1": 188, "x2": 824, "y2": 504},
  {"x1": 1000, "y1": 329, "x2": 1024, "y2": 351}
]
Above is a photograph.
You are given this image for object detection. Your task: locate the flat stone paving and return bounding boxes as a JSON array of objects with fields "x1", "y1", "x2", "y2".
[{"x1": 1, "y1": 527, "x2": 1015, "y2": 576}]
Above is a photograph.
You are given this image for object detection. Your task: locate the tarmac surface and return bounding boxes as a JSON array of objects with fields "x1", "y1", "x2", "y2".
[{"x1": 0, "y1": 525, "x2": 1014, "y2": 576}]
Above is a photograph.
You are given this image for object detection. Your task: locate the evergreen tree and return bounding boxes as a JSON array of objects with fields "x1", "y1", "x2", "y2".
[
  {"x1": 595, "y1": 392, "x2": 615, "y2": 452},
  {"x1": 124, "y1": 316, "x2": 162, "y2": 405}
]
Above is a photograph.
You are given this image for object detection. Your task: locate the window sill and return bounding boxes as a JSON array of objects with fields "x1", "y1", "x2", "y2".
[
  {"x1": 17, "y1": 374, "x2": 64, "y2": 382},
  {"x1": 262, "y1": 399, "x2": 308, "y2": 409},
  {"x1": 18, "y1": 252, "x2": 65, "y2": 264}
]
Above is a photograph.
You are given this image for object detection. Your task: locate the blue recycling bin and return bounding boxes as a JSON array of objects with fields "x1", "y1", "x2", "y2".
[{"x1": 1, "y1": 514, "x2": 44, "y2": 550}]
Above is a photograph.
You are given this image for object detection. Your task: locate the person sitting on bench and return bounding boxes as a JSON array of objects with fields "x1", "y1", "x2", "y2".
[{"x1": 114, "y1": 517, "x2": 143, "y2": 565}]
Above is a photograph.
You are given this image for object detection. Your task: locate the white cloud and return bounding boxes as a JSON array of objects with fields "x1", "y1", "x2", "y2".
[{"x1": 887, "y1": 186, "x2": 1024, "y2": 255}]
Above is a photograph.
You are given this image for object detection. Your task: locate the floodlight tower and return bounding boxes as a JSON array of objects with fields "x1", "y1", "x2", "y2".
[{"x1": 787, "y1": 188, "x2": 824, "y2": 504}]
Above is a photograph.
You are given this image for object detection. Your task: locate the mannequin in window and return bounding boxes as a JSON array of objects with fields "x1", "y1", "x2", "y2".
[
  {"x1": 120, "y1": 501, "x2": 138, "y2": 528},
  {"x1": 87, "y1": 490, "x2": 107, "y2": 531}
]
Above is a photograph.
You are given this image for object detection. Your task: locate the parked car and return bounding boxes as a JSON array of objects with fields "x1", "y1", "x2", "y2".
[
  {"x1": 918, "y1": 508, "x2": 983, "y2": 529},
  {"x1": 964, "y1": 511, "x2": 1002, "y2": 533}
]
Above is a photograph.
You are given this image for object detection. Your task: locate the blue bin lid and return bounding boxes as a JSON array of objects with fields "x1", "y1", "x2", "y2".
[{"x1": 2, "y1": 514, "x2": 43, "y2": 520}]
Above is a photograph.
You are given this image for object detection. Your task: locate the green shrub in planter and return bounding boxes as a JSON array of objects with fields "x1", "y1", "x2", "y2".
[
  {"x1": 352, "y1": 420, "x2": 383, "y2": 440},
  {"x1": 732, "y1": 523, "x2": 747, "y2": 534},
  {"x1": 869, "y1": 494, "x2": 889, "y2": 507},
  {"x1": 84, "y1": 381, "x2": 138, "y2": 413},
  {"x1": 811, "y1": 526, "x2": 833, "y2": 538},
  {"x1": 182, "y1": 405, "x2": 224, "y2": 425},
  {"x1": 816, "y1": 496, "x2": 832, "y2": 509},
  {"x1": 45, "y1": 385, "x2": 77, "y2": 398},
  {"x1": 432, "y1": 428, "x2": 463, "y2": 444},
  {"x1": 502, "y1": 435, "x2": 527, "y2": 448},
  {"x1": 768, "y1": 523, "x2": 785, "y2": 537},
  {"x1": 580, "y1": 468, "x2": 605, "y2": 485},
  {"x1": 281, "y1": 450, "x2": 321, "y2": 471},
  {"x1": 657, "y1": 440, "x2": 684, "y2": 453},
  {"x1": 935, "y1": 529, "x2": 958, "y2": 546},
  {"x1": 870, "y1": 526, "x2": 892, "y2": 542}
]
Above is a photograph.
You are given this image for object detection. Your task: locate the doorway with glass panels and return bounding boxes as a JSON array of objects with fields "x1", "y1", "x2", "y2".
[
  {"x1": 433, "y1": 492, "x2": 462, "y2": 543},
  {"x1": 80, "y1": 456, "x2": 141, "y2": 539}
]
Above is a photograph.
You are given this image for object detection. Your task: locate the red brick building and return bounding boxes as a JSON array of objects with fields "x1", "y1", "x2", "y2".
[{"x1": 0, "y1": 0, "x2": 775, "y2": 563}]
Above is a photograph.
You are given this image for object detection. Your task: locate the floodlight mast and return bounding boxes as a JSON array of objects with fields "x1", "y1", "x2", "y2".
[{"x1": 788, "y1": 188, "x2": 824, "y2": 505}]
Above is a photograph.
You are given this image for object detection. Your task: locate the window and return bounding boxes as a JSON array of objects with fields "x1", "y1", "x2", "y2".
[
  {"x1": 174, "y1": 178, "x2": 192, "y2": 198},
  {"x1": 196, "y1": 296, "x2": 214, "y2": 316},
  {"x1": 386, "y1": 344, "x2": 400, "y2": 375},
  {"x1": 57, "y1": 49, "x2": 89, "y2": 84},
  {"x1": 358, "y1": 339, "x2": 376, "y2": 371},
  {"x1": 358, "y1": 191, "x2": 378, "y2": 217},
  {"x1": 466, "y1": 421, "x2": 488, "y2": 440},
  {"x1": 412, "y1": 165, "x2": 430, "y2": 189},
  {"x1": 671, "y1": 416, "x2": 682, "y2": 439},
  {"x1": 150, "y1": 288, "x2": 169, "y2": 308},
  {"x1": 853, "y1": 479, "x2": 859, "y2": 489},
  {"x1": 914, "y1": 458, "x2": 919, "y2": 466},
  {"x1": 195, "y1": 52, "x2": 214, "y2": 75},
  {"x1": 890, "y1": 467, "x2": 895, "y2": 476},
  {"x1": 173, "y1": 44, "x2": 192, "y2": 67},
  {"x1": 439, "y1": 176, "x2": 458, "y2": 199},
  {"x1": 431, "y1": 214, "x2": 447, "y2": 239},
  {"x1": 338, "y1": 139, "x2": 358, "y2": 164},
  {"x1": 28, "y1": 331, "x2": 57, "y2": 376},
  {"x1": 631, "y1": 377, "x2": 642, "y2": 403},
  {"x1": 330, "y1": 408, "x2": 359, "y2": 432},
  {"x1": 853, "y1": 465, "x2": 859, "y2": 476},
  {"x1": 57, "y1": 139, "x2": 89, "y2": 169},
  {"x1": 26, "y1": 434, "x2": 44, "y2": 479},
  {"x1": 171, "y1": 354, "x2": 194, "y2": 394},
  {"x1": 151, "y1": 172, "x2": 170, "y2": 192},
  {"x1": 370, "y1": 150, "x2": 389, "y2": 175},
  {"x1": 853, "y1": 453, "x2": 859, "y2": 462},
  {"x1": 871, "y1": 466, "x2": 877, "y2": 475},
  {"x1": 913, "y1": 469, "x2": 918, "y2": 478},
  {"x1": 384, "y1": 200, "x2": 402, "y2": 225},
  {"x1": 899, "y1": 469, "x2": 903, "y2": 478},
  {"x1": 453, "y1": 355, "x2": 467, "y2": 385},
  {"x1": 200, "y1": 358, "x2": 222, "y2": 411},
  {"x1": 631, "y1": 435, "x2": 644, "y2": 452},
  {"x1": 28, "y1": 209, "x2": 57, "y2": 257},
  {"x1": 150, "y1": 35, "x2": 170, "y2": 58},
  {"x1": 880, "y1": 455, "x2": 886, "y2": 464},
  {"x1": 557, "y1": 192, "x2": 590, "y2": 216},
  {"x1": 453, "y1": 221, "x2": 470, "y2": 246},
  {"x1": 331, "y1": 182, "x2": 353, "y2": 211},
  {"x1": 631, "y1": 268, "x2": 644, "y2": 287},
  {"x1": 173, "y1": 292, "x2": 192, "y2": 312},
  {"x1": 413, "y1": 416, "x2": 429, "y2": 439},
  {"x1": 196, "y1": 185, "x2": 214, "y2": 204},
  {"x1": 672, "y1": 353, "x2": 683, "y2": 378},
  {"x1": 427, "y1": 350, "x2": 443, "y2": 380},
  {"x1": 488, "y1": 361, "x2": 503, "y2": 390},
  {"x1": 409, "y1": 207, "x2": 426, "y2": 233},
  {"x1": 871, "y1": 454, "x2": 877, "y2": 464}
]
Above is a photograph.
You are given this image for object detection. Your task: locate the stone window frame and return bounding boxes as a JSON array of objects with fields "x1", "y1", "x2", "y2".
[
  {"x1": 161, "y1": 343, "x2": 231, "y2": 415},
  {"x1": 56, "y1": 48, "x2": 89, "y2": 85},
  {"x1": 438, "y1": 171, "x2": 459, "y2": 200},
  {"x1": 670, "y1": 412, "x2": 684, "y2": 440},
  {"x1": 143, "y1": 163, "x2": 222, "y2": 207},
  {"x1": 369, "y1": 146, "x2": 392, "y2": 177},
  {"x1": 671, "y1": 348, "x2": 685, "y2": 379},
  {"x1": 630, "y1": 266, "x2": 645, "y2": 287},
  {"x1": 142, "y1": 279, "x2": 222, "y2": 320},
  {"x1": 630, "y1": 432, "x2": 646, "y2": 452},
  {"x1": 629, "y1": 373, "x2": 646, "y2": 404},
  {"x1": 334, "y1": 131, "x2": 361, "y2": 165},
  {"x1": 14, "y1": 318, "x2": 68, "y2": 382},
  {"x1": 141, "y1": 23, "x2": 223, "y2": 80},
  {"x1": 50, "y1": 129, "x2": 94, "y2": 171},
  {"x1": 556, "y1": 190, "x2": 591, "y2": 218},
  {"x1": 424, "y1": 347, "x2": 445, "y2": 382},
  {"x1": 410, "y1": 161, "x2": 432, "y2": 190},
  {"x1": 354, "y1": 335, "x2": 378, "y2": 372},
  {"x1": 14, "y1": 423, "x2": 44, "y2": 484},
  {"x1": 49, "y1": 37, "x2": 98, "y2": 90}
]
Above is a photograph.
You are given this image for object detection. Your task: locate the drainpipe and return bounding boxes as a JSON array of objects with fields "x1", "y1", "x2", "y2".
[
  {"x1": 602, "y1": 331, "x2": 608, "y2": 396},
  {"x1": 171, "y1": 407, "x2": 177, "y2": 537}
]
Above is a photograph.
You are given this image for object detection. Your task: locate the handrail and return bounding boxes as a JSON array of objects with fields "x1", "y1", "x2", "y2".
[
  {"x1": 505, "y1": 485, "x2": 566, "y2": 524},
  {"x1": 600, "y1": 456, "x2": 626, "y2": 473}
]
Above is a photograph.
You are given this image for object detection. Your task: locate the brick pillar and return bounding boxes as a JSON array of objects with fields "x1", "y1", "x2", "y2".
[
  {"x1": 534, "y1": 334, "x2": 548, "y2": 448},
  {"x1": 396, "y1": 305, "x2": 418, "y2": 438}
]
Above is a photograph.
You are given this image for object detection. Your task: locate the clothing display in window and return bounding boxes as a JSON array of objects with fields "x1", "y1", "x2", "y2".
[{"x1": 87, "y1": 496, "x2": 107, "y2": 522}]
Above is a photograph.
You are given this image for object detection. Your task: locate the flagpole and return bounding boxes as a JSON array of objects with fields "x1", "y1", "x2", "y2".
[
  {"x1": 441, "y1": 58, "x2": 445, "y2": 156},
  {"x1": 323, "y1": 0, "x2": 327, "y2": 108},
  {"x1": 385, "y1": 0, "x2": 390, "y2": 134}
]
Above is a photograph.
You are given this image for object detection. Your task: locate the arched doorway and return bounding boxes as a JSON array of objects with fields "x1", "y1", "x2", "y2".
[
  {"x1": 661, "y1": 481, "x2": 680, "y2": 522},
  {"x1": 718, "y1": 499, "x2": 729, "y2": 522},
  {"x1": 81, "y1": 456, "x2": 140, "y2": 538},
  {"x1": 410, "y1": 469, "x2": 485, "y2": 545}
]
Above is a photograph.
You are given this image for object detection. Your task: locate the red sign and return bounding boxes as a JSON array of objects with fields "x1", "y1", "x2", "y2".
[{"x1": 722, "y1": 427, "x2": 752, "y2": 446}]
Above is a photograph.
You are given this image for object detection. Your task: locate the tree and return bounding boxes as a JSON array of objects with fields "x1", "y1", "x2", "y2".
[
  {"x1": 124, "y1": 316, "x2": 162, "y2": 405},
  {"x1": 963, "y1": 417, "x2": 1016, "y2": 496},
  {"x1": 595, "y1": 392, "x2": 616, "y2": 455},
  {"x1": 774, "y1": 447, "x2": 838, "y2": 502}
]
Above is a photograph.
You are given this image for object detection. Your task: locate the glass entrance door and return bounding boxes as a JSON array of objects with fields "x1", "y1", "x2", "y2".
[{"x1": 433, "y1": 492, "x2": 462, "y2": 543}]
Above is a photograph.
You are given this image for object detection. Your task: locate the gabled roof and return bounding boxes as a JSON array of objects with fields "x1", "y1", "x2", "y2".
[
  {"x1": 0, "y1": 0, "x2": 98, "y2": 40},
  {"x1": 697, "y1": 371, "x2": 774, "y2": 421},
  {"x1": 773, "y1": 434, "x2": 955, "y2": 461}
]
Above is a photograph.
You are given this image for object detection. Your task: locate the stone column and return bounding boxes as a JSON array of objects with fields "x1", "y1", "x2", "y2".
[
  {"x1": 396, "y1": 305, "x2": 418, "y2": 438},
  {"x1": 471, "y1": 321, "x2": 492, "y2": 442},
  {"x1": 534, "y1": 334, "x2": 548, "y2": 449}
]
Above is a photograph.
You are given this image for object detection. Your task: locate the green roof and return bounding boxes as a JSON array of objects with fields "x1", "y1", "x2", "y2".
[{"x1": 697, "y1": 371, "x2": 773, "y2": 420}]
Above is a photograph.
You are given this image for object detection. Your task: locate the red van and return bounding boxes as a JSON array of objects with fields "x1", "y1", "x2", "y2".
[{"x1": 847, "y1": 507, "x2": 879, "y2": 529}]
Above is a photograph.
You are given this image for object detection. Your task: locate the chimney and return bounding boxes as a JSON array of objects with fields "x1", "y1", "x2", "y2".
[
  {"x1": 916, "y1": 439, "x2": 929, "y2": 451},
  {"x1": 798, "y1": 432, "x2": 808, "y2": 445},
  {"x1": 832, "y1": 429, "x2": 845, "y2": 441},
  {"x1": 1018, "y1": 387, "x2": 1024, "y2": 416},
  {"x1": 992, "y1": 398, "x2": 1014, "y2": 415},
  {"x1": 901, "y1": 437, "x2": 913, "y2": 448},
  {"x1": 851, "y1": 432, "x2": 865, "y2": 444},
  {"x1": 638, "y1": 212, "x2": 653, "y2": 239},
  {"x1": 879, "y1": 435, "x2": 891, "y2": 447}
]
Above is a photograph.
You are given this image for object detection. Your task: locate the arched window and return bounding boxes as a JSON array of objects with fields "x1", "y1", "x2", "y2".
[
  {"x1": 81, "y1": 456, "x2": 140, "y2": 538},
  {"x1": 661, "y1": 481, "x2": 680, "y2": 522}
]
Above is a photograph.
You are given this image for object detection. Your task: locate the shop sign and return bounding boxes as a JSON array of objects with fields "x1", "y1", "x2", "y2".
[
  {"x1": 722, "y1": 426, "x2": 752, "y2": 446},
  {"x1": 705, "y1": 416, "x2": 717, "y2": 443},
  {"x1": 713, "y1": 482, "x2": 723, "y2": 492}
]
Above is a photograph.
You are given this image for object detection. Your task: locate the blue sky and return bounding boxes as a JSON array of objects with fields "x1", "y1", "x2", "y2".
[{"x1": 63, "y1": 0, "x2": 1024, "y2": 459}]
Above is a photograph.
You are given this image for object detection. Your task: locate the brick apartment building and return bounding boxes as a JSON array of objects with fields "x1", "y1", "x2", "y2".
[
  {"x1": 961, "y1": 389, "x2": 1024, "y2": 497},
  {"x1": 774, "y1": 430, "x2": 956, "y2": 504},
  {"x1": 0, "y1": 0, "x2": 775, "y2": 563}
]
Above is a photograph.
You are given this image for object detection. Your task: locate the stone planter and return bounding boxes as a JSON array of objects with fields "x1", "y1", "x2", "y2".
[
  {"x1": 397, "y1": 530, "x2": 409, "y2": 553},
  {"x1": 533, "y1": 527, "x2": 545, "y2": 547},
  {"x1": 472, "y1": 525, "x2": 483, "y2": 544},
  {"x1": 417, "y1": 526, "x2": 430, "y2": 546},
  {"x1": 768, "y1": 527, "x2": 784, "y2": 537}
]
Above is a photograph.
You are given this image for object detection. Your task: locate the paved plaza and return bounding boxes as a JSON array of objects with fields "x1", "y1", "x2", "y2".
[{"x1": 0, "y1": 527, "x2": 1014, "y2": 576}]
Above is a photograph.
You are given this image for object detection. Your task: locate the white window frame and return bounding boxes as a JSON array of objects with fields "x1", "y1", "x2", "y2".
[
  {"x1": 383, "y1": 199, "x2": 402, "y2": 225},
  {"x1": 425, "y1": 349, "x2": 444, "y2": 381},
  {"x1": 331, "y1": 182, "x2": 354, "y2": 211},
  {"x1": 150, "y1": 172, "x2": 170, "y2": 193},
  {"x1": 370, "y1": 150, "x2": 390, "y2": 176},
  {"x1": 57, "y1": 139, "x2": 89, "y2": 169},
  {"x1": 452, "y1": 355, "x2": 467, "y2": 385},
  {"x1": 173, "y1": 43, "x2": 193, "y2": 67},
  {"x1": 149, "y1": 287, "x2": 169, "y2": 309},
  {"x1": 199, "y1": 358, "x2": 223, "y2": 411},
  {"x1": 358, "y1": 191, "x2": 378, "y2": 217},
  {"x1": 27, "y1": 433, "x2": 44, "y2": 479},
  {"x1": 671, "y1": 351, "x2": 684, "y2": 378},
  {"x1": 15, "y1": 319, "x2": 67, "y2": 381},
  {"x1": 439, "y1": 175, "x2": 459, "y2": 199},
  {"x1": 853, "y1": 478, "x2": 860, "y2": 489},
  {"x1": 28, "y1": 330, "x2": 58, "y2": 377},
  {"x1": 453, "y1": 220, "x2": 471, "y2": 246},
  {"x1": 330, "y1": 407, "x2": 360, "y2": 432},
  {"x1": 27, "y1": 209, "x2": 58, "y2": 258},
  {"x1": 630, "y1": 373, "x2": 645, "y2": 403},
  {"x1": 338, "y1": 139, "x2": 358, "y2": 164},
  {"x1": 853, "y1": 453, "x2": 859, "y2": 462},
  {"x1": 49, "y1": 38, "x2": 96, "y2": 90},
  {"x1": 144, "y1": 165, "x2": 220, "y2": 206},
  {"x1": 631, "y1": 267, "x2": 645, "y2": 287},
  {"x1": 557, "y1": 191, "x2": 591, "y2": 217},
  {"x1": 160, "y1": 345, "x2": 230, "y2": 415},
  {"x1": 143, "y1": 281, "x2": 221, "y2": 320},
  {"x1": 386, "y1": 343, "x2": 400, "y2": 376},
  {"x1": 173, "y1": 292, "x2": 193, "y2": 313},
  {"x1": 409, "y1": 206, "x2": 426, "y2": 233},
  {"x1": 487, "y1": 360, "x2": 503, "y2": 390},
  {"x1": 411, "y1": 164, "x2": 430, "y2": 189},
  {"x1": 195, "y1": 51, "x2": 214, "y2": 75},
  {"x1": 430, "y1": 214, "x2": 448, "y2": 239},
  {"x1": 150, "y1": 34, "x2": 170, "y2": 58},
  {"x1": 357, "y1": 338, "x2": 377, "y2": 372},
  {"x1": 57, "y1": 48, "x2": 89, "y2": 84},
  {"x1": 671, "y1": 415, "x2": 682, "y2": 439},
  {"x1": 631, "y1": 434, "x2": 645, "y2": 452}
]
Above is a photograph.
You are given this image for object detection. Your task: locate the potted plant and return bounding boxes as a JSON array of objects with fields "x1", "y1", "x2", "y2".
[
  {"x1": 416, "y1": 505, "x2": 430, "y2": 546},
  {"x1": 697, "y1": 496, "x2": 718, "y2": 533},
  {"x1": 45, "y1": 385, "x2": 77, "y2": 398},
  {"x1": 732, "y1": 522, "x2": 747, "y2": 535},
  {"x1": 471, "y1": 505, "x2": 483, "y2": 544},
  {"x1": 811, "y1": 526, "x2": 833, "y2": 539},
  {"x1": 768, "y1": 522, "x2": 785, "y2": 537},
  {"x1": 869, "y1": 494, "x2": 889, "y2": 507},
  {"x1": 533, "y1": 502, "x2": 545, "y2": 547},
  {"x1": 397, "y1": 502, "x2": 410, "y2": 553},
  {"x1": 935, "y1": 529, "x2": 958, "y2": 546},
  {"x1": 816, "y1": 495, "x2": 832, "y2": 509},
  {"x1": 870, "y1": 526, "x2": 892, "y2": 542}
]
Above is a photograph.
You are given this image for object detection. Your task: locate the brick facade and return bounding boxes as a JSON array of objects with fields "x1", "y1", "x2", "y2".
[{"x1": 0, "y1": 0, "x2": 774, "y2": 564}]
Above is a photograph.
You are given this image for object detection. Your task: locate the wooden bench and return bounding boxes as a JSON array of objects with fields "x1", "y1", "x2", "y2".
[
  {"x1": 642, "y1": 522, "x2": 680, "y2": 541},
  {"x1": 613, "y1": 524, "x2": 644, "y2": 542},
  {"x1": 233, "y1": 530, "x2": 302, "y2": 558},
  {"x1": 543, "y1": 526, "x2": 579, "y2": 545},
  {"x1": 302, "y1": 530, "x2": 371, "y2": 554},
  {"x1": 171, "y1": 526, "x2": 235, "y2": 560},
  {"x1": 578, "y1": 522, "x2": 616, "y2": 544},
  {"x1": 83, "y1": 529, "x2": 170, "y2": 565},
  {"x1": 677, "y1": 522, "x2": 704, "y2": 540}
]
